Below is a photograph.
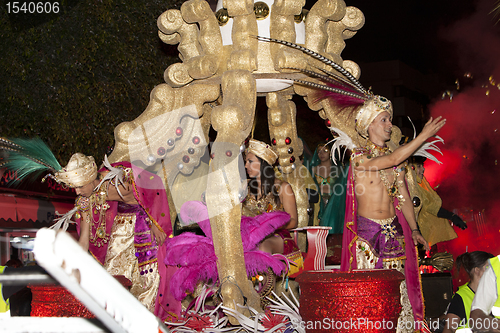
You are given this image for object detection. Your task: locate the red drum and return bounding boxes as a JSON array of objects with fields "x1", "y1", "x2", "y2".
[{"x1": 296, "y1": 269, "x2": 404, "y2": 332}]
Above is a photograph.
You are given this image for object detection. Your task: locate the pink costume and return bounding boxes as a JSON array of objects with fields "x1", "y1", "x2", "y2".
[
  {"x1": 75, "y1": 161, "x2": 180, "y2": 319},
  {"x1": 242, "y1": 189, "x2": 303, "y2": 274},
  {"x1": 164, "y1": 200, "x2": 289, "y2": 301}
]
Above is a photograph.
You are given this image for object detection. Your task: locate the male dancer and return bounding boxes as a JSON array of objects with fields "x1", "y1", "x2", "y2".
[{"x1": 341, "y1": 96, "x2": 445, "y2": 332}]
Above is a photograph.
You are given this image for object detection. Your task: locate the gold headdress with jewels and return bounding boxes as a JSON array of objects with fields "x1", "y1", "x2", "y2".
[
  {"x1": 355, "y1": 96, "x2": 393, "y2": 137},
  {"x1": 55, "y1": 153, "x2": 98, "y2": 188},
  {"x1": 246, "y1": 139, "x2": 278, "y2": 166},
  {"x1": 256, "y1": 37, "x2": 444, "y2": 165}
]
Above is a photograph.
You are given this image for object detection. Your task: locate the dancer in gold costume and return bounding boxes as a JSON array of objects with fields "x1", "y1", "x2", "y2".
[
  {"x1": 55, "y1": 153, "x2": 180, "y2": 319},
  {"x1": 243, "y1": 139, "x2": 303, "y2": 274}
]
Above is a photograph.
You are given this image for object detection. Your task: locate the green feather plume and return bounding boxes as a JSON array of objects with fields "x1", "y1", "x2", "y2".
[{"x1": 0, "y1": 137, "x2": 62, "y2": 184}]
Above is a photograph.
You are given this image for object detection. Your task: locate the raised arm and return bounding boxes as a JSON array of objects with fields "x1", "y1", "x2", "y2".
[{"x1": 354, "y1": 117, "x2": 446, "y2": 172}]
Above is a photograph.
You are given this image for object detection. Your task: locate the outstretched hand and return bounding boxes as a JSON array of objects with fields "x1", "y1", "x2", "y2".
[
  {"x1": 419, "y1": 116, "x2": 446, "y2": 140},
  {"x1": 452, "y1": 215, "x2": 468, "y2": 230},
  {"x1": 412, "y1": 232, "x2": 430, "y2": 252},
  {"x1": 151, "y1": 223, "x2": 167, "y2": 246}
]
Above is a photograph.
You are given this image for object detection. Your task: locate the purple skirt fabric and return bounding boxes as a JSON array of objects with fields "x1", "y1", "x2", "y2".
[
  {"x1": 117, "y1": 202, "x2": 158, "y2": 265},
  {"x1": 356, "y1": 215, "x2": 405, "y2": 269},
  {"x1": 341, "y1": 165, "x2": 426, "y2": 327}
]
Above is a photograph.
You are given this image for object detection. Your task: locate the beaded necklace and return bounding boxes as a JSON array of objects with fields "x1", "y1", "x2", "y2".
[
  {"x1": 366, "y1": 140, "x2": 405, "y2": 210},
  {"x1": 79, "y1": 182, "x2": 110, "y2": 248},
  {"x1": 243, "y1": 185, "x2": 282, "y2": 215}
]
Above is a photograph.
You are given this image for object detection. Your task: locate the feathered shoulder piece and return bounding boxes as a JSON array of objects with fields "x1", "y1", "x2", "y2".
[
  {"x1": 95, "y1": 155, "x2": 127, "y2": 199},
  {"x1": 407, "y1": 117, "x2": 445, "y2": 164},
  {"x1": 0, "y1": 137, "x2": 62, "y2": 184},
  {"x1": 324, "y1": 127, "x2": 356, "y2": 165},
  {"x1": 413, "y1": 136, "x2": 444, "y2": 164}
]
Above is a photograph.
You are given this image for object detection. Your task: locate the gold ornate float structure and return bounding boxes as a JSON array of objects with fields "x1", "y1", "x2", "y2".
[{"x1": 108, "y1": 0, "x2": 374, "y2": 318}]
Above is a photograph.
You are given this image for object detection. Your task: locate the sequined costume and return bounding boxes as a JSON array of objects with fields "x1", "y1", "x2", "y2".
[
  {"x1": 341, "y1": 147, "x2": 426, "y2": 333},
  {"x1": 104, "y1": 202, "x2": 161, "y2": 312},
  {"x1": 415, "y1": 176, "x2": 457, "y2": 246},
  {"x1": 75, "y1": 161, "x2": 180, "y2": 319},
  {"x1": 242, "y1": 187, "x2": 303, "y2": 274},
  {"x1": 355, "y1": 215, "x2": 406, "y2": 268}
]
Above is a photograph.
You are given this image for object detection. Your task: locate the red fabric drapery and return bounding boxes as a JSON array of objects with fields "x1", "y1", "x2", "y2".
[{"x1": 0, "y1": 193, "x2": 74, "y2": 225}]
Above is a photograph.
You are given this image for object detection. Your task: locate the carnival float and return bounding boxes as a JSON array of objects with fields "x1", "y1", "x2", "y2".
[{"x1": 1, "y1": 0, "x2": 456, "y2": 331}]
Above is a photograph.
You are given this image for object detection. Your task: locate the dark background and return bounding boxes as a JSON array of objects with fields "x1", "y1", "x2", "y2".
[{"x1": 0, "y1": 0, "x2": 495, "y2": 161}]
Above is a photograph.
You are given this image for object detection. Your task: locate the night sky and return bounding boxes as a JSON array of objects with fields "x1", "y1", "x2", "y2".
[
  {"x1": 342, "y1": 0, "x2": 480, "y2": 80},
  {"x1": 293, "y1": 0, "x2": 500, "y2": 262},
  {"x1": 293, "y1": 0, "x2": 500, "y2": 149}
]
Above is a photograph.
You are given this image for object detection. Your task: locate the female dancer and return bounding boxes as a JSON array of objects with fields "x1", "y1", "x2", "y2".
[{"x1": 243, "y1": 139, "x2": 302, "y2": 272}]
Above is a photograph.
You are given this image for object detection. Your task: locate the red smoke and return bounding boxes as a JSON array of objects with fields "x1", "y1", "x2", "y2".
[
  {"x1": 428, "y1": 0, "x2": 500, "y2": 270},
  {"x1": 427, "y1": 82, "x2": 500, "y2": 209}
]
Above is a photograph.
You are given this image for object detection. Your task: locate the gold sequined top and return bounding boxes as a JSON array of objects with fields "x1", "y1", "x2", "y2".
[{"x1": 242, "y1": 186, "x2": 282, "y2": 217}]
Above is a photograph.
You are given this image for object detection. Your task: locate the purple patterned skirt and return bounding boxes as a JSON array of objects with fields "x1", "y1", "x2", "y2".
[
  {"x1": 117, "y1": 202, "x2": 158, "y2": 266},
  {"x1": 356, "y1": 215, "x2": 405, "y2": 269}
]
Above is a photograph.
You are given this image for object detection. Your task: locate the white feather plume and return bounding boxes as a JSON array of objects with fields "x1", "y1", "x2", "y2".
[
  {"x1": 408, "y1": 116, "x2": 417, "y2": 140},
  {"x1": 49, "y1": 206, "x2": 77, "y2": 231},
  {"x1": 325, "y1": 127, "x2": 356, "y2": 165},
  {"x1": 267, "y1": 291, "x2": 304, "y2": 333},
  {"x1": 222, "y1": 303, "x2": 266, "y2": 331},
  {"x1": 218, "y1": 291, "x2": 303, "y2": 332},
  {"x1": 95, "y1": 155, "x2": 125, "y2": 199},
  {"x1": 164, "y1": 285, "x2": 229, "y2": 332},
  {"x1": 413, "y1": 136, "x2": 445, "y2": 164}
]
